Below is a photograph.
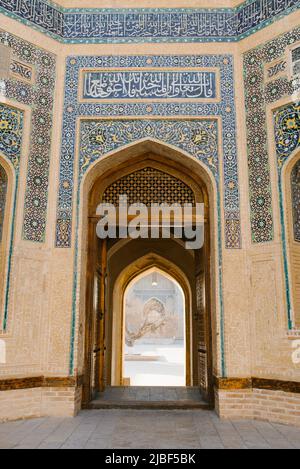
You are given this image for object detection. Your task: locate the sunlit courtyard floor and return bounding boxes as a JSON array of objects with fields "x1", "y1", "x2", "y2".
[
  {"x1": 124, "y1": 341, "x2": 185, "y2": 386},
  {"x1": 0, "y1": 410, "x2": 300, "y2": 449}
]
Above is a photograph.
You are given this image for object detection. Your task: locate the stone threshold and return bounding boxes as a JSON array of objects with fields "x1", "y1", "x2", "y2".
[{"x1": 88, "y1": 386, "x2": 211, "y2": 410}]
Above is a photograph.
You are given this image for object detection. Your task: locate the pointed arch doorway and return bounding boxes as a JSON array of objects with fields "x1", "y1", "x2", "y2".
[
  {"x1": 111, "y1": 255, "x2": 193, "y2": 389},
  {"x1": 82, "y1": 145, "x2": 216, "y2": 409},
  {"x1": 123, "y1": 267, "x2": 187, "y2": 387}
]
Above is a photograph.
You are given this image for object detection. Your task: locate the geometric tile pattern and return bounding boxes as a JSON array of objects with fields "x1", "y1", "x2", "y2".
[
  {"x1": 291, "y1": 160, "x2": 300, "y2": 242},
  {"x1": 0, "y1": 31, "x2": 56, "y2": 243},
  {"x1": 56, "y1": 54, "x2": 241, "y2": 250},
  {"x1": 0, "y1": 0, "x2": 299, "y2": 43},
  {"x1": 102, "y1": 167, "x2": 196, "y2": 207},
  {"x1": 0, "y1": 103, "x2": 23, "y2": 330},
  {"x1": 0, "y1": 164, "x2": 8, "y2": 242},
  {"x1": 243, "y1": 27, "x2": 300, "y2": 244}
]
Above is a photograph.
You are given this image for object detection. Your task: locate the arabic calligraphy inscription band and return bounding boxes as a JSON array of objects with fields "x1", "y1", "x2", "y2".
[
  {"x1": 0, "y1": 0, "x2": 299, "y2": 43},
  {"x1": 83, "y1": 71, "x2": 217, "y2": 101}
]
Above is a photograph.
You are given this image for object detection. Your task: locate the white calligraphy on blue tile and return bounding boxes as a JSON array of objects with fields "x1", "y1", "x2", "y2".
[{"x1": 83, "y1": 71, "x2": 216, "y2": 100}]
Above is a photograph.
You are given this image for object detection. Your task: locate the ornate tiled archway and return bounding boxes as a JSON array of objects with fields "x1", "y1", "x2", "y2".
[
  {"x1": 55, "y1": 53, "x2": 241, "y2": 250},
  {"x1": 0, "y1": 104, "x2": 23, "y2": 331},
  {"x1": 274, "y1": 102, "x2": 300, "y2": 328}
]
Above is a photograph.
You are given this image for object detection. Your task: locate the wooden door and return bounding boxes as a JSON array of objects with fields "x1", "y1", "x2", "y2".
[
  {"x1": 82, "y1": 219, "x2": 107, "y2": 406},
  {"x1": 97, "y1": 238, "x2": 107, "y2": 392},
  {"x1": 195, "y1": 221, "x2": 213, "y2": 404}
]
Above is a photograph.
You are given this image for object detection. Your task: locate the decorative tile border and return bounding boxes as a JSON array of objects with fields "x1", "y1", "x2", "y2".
[
  {"x1": 291, "y1": 160, "x2": 300, "y2": 242},
  {"x1": 56, "y1": 54, "x2": 240, "y2": 251},
  {"x1": 0, "y1": 103, "x2": 23, "y2": 331},
  {"x1": 0, "y1": 165, "x2": 7, "y2": 242},
  {"x1": 0, "y1": 31, "x2": 56, "y2": 244},
  {"x1": 243, "y1": 27, "x2": 300, "y2": 244},
  {"x1": 0, "y1": 0, "x2": 299, "y2": 44},
  {"x1": 274, "y1": 102, "x2": 300, "y2": 329}
]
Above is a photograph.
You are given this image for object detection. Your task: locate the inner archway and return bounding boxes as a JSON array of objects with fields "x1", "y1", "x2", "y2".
[
  {"x1": 81, "y1": 143, "x2": 217, "y2": 409},
  {"x1": 283, "y1": 152, "x2": 300, "y2": 328},
  {"x1": 0, "y1": 158, "x2": 12, "y2": 325},
  {"x1": 123, "y1": 268, "x2": 186, "y2": 387}
]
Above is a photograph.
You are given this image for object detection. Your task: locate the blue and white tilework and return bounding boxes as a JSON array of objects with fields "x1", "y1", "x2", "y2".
[
  {"x1": 0, "y1": 0, "x2": 299, "y2": 44},
  {"x1": 0, "y1": 31, "x2": 56, "y2": 243},
  {"x1": 56, "y1": 54, "x2": 241, "y2": 250}
]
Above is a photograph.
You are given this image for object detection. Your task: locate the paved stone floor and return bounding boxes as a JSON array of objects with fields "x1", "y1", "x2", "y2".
[{"x1": 0, "y1": 410, "x2": 300, "y2": 449}]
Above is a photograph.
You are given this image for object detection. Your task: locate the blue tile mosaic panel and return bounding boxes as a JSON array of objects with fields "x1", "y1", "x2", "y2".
[
  {"x1": 83, "y1": 71, "x2": 217, "y2": 100},
  {"x1": 0, "y1": 0, "x2": 299, "y2": 43},
  {"x1": 0, "y1": 0, "x2": 64, "y2": 38},
  {"x1": 56, "y1": 54, "x2": 241, "y2": 250},
  {"x1": 243, "y1": 27, "x2": 300, "y2": 244},
  {"x1": 0, "y1": 31, "x2": 56, "y2": 243}
]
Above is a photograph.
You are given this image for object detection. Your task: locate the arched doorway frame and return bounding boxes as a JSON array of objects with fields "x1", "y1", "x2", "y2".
[
  {"x1": 0, "y1": 154, "x2": 16, "y2": 331},
  {"x1": 280, "y1": 148, "x2": 300, "y2": 329},
  {"x1": 111, "y1": 255, "x2": 192, "y2": 387},
  {"x1": 73, "y1": 138, "x2": 223, "y2": 407}
]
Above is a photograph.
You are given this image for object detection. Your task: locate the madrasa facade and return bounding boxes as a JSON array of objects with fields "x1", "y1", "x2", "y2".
[{"x1": 0, "y1": 0, "x2": 300, "y2": 425}]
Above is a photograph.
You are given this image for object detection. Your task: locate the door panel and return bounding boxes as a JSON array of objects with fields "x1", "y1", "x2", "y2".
[
  {"x1": 83, "y1": 220, "x2": 107, "y2": 405},
  {"x1": 195, "y1": 223, "x2": 213, "y2": 403}
]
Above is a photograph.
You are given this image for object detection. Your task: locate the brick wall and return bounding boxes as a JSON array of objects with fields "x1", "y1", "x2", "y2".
[
  {"x1": 0, "y1": 386, "x2": 82, "y2": 422},
  {"x1": 216, "y1": 388, "x2": 300, "y2": 426},
  {"x1": 41, "y1": 387, "x2": 79, "y2": 417},
  {"x1": 0, "y1": 388, "x2": 41, "y2": 422}
]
